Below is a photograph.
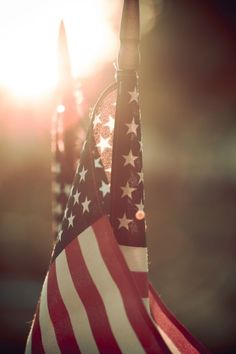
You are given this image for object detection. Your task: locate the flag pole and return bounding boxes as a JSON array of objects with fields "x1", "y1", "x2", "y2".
[
  {"x1": 118, "y1": 0, "x2": 140, "y2": 71},
  {"x1": 110, "y1": 0, "x2": 141, "y2": 229},
  {"x1": 51, "y1": 20, "x2": 79, "y2": 240},
  {"x1": 57, "y1": 20, "x2": 73, "y2": 95}
]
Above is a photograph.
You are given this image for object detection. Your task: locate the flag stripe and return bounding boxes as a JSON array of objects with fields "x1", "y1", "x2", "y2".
[
  {"x1": 39, "y1": 275, "x2": 61, "y2": 354},
  {"x1": 28, "y1": 305, "x2": 45, "y2": 354},
  {"x1": 93, "y1": 216, "x2": 171, "y2": 354},
  {"x1": 56, "y1": 249, "x2": 100, "y2": 354},
  {"x1": 119, "y1": 245, "x2": 148, "y2": 272},
  {"x1": 143, "y1": 297, "x2": 151, "y2": 312},
  {"x1": 149, "y1": 284, "x2": 209, "y2": 354},
  {"x1": 79, "y1": 224, "x2": 146, "y2": 354},
  {"x1": 157, "y1": 327, "x2": 181, "y2": 354},
  {"x1": 131, "y1": 271, "x2": 149, "y2": 299},
  {"x1": 65, "y1": 232, "x2": 122, "y2": 354},
  {"x1": 47, "y1": 261, "x2": 81, "y2": 353},
  {"x1": 25, "y1": 327, "x2": 32, "y2": 354}
]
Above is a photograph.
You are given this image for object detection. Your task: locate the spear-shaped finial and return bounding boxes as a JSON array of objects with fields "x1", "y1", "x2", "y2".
[
  {"x1": 58, "y1": 20, "x2": 72, "y2": 90},
  {"x1": 118, "y1": 0, "x2": 140, "y2": 71}
]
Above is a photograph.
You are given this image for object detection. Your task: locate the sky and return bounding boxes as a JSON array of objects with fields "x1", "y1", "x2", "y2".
[
  {"x1": 0, "y1": 0, "x2": 122, "y2": 98},
  {"x1": 0, "y1": 0, "x2": 158, "y2": 99}
]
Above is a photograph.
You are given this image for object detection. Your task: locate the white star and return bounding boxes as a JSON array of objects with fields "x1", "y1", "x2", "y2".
[
  {"x1": 126, "y1": 118, "x2": 138, "y2": 135},
  {"x1": 57, "y1": 229, "x2": 63, "y2": 242},
  {"x1": 79, "y1": 166, "x2": 88, "y2": 182},
  {"x1": 104, "y1": 115, "x2": 115, "y2": 132},
  {"x1": 105, "y1": 167, "x2": 111, "y2": 174},
  {"x1": 96, "y1": 136, "x2": 111, "y2": 153},
  {"x1": 93, "y1": 113, "x2": 101, "y2": 128},
  {"x1": 82, "y1": 196, "x2": 91, "y2": 213},
  {"x1": 135, "y1": 200, "x2": 144, "y2": 211},
  {"x1": 51, "y1": 162, "x2": 61, "y2": 174},
  {"x1": 129, "y1": 87, "x2": 139, "y2": 103},
  {"x1": 123, "y1": 150, "x2": 138, "y2": 167},
  {"x1": 52, "y1": 182, "x2": 61, "y2": 194},
  {"x1": 82, "y1": 140, "x2": 87, "y2": 151},
  {"x1": 64, "y1": 207, "x2": 68, "y2": 218},
  {"x1": 56, "y1": 223, "x2": 62, "y2": 233},
  {"x1": 118, "y1": 213, "x2": 133, "y2": 230},
  {"x1": 137, "y1": 171, "x2": 144, "y2": 184},
  {"x1": 64, "y1": 184, "x2": 72, "y2": 197},
  {"x1": 73, "y1": 190, "x2": 81, "y2": 205},
  {"x1": 67, "y1": 213, "x2": 75, "y2": 228},
  {"x1": 53, "y1": 203, "x2": 63, "y2": 215},
  {"x1": 99, "y1": 181, "x2": 110, "y2": 197},
  {"x1": 94, "y1": 157, "x2": 102, "y2": 168},
  {"x1": 139, "y1": 140, "x2": 143, "y2": 152},
  {"x1": 121, "y1": 182, "x2": 136, "y2": 199}
]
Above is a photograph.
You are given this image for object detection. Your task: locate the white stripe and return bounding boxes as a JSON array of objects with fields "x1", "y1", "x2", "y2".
[
  {"x1": 79, "y1": 227, "x2": 146, "y2": 354},
  {"x1": 55, "y1": 249, "x2": 99, "y2": 354},
  {"x1": 119, "y1": 245, "x2": 148, "y2": 272},
  {"x1": 39, "y1": 274, "x2": 61, "y2": 354},
  {"x1": 155, "y1": 324, "x2": 181, "y2": 354},
  {"x1": 119, "y1": 245, "x2": 149, "y2": 311},
  {"x1": 24, "y1": 324, "x2": 32, "y2": 354},
  {"x1": 142, "y1": 297, "x2": 150, "y2": 312}
]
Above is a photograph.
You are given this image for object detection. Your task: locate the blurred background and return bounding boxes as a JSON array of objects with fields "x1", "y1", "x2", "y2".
[{"x1": 0, "y1": 0, "x2": 235, "y2": 353}]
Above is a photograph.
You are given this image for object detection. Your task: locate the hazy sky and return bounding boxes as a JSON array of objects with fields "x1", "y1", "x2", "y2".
[{"x1": 0, "y1": 0, "x2": 122, "y2": 97}]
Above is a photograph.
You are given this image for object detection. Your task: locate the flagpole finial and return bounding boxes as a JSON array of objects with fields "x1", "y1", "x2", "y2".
[
  {"x1": 58, "y1": 19, "x2": 72, "y2": 89},
  {"x1": 118, "y1": 0, "x2": 140, "y2": 71}
]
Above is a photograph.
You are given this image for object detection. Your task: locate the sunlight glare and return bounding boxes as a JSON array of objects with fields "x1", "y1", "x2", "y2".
[{"x1": 0, "y1": 0, "x2": 121, "y2": 99}]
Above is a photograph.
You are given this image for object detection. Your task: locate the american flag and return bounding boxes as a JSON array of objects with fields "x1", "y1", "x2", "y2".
[
  {"x1": 51, "y1": 97, "x2": 83, "y2": 239},
  {"x1": 25, "y1": 68, "x2": 208, "y2": 353},
  {"x1": 51, "y1": 21, "x2": 84, "y2": 240}
]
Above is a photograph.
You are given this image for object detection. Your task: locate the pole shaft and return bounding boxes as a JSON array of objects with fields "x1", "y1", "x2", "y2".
[{"x1": 118, "y1": 0, "x2": 140, "y2": 70}]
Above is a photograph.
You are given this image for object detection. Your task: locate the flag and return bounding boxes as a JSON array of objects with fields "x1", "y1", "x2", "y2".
[
  {"x1": 25, "y1": 70, "x2": 208, "y2": 354},
  {"x1": 25, "y1": 3, "x2": 209, "y2": 353},
  {"x1": 51, "y1": 21, "x2": 84, "y2": 239}
]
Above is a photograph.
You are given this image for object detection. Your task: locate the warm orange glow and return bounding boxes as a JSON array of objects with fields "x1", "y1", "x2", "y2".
[
  {"x1": 0, "y1": 0, "x2": 122, "y2": 99},
  {"x1": 57, "y1": 105, "x2": 66, "y2": 113},
  {"x1": 135, "y1": 210, "x2": 145, "y2": 221}
]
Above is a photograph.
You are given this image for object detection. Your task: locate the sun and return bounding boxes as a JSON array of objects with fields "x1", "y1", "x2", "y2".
[{"x1": 0, "y1": 0, "x2": 121, "y2": 100}]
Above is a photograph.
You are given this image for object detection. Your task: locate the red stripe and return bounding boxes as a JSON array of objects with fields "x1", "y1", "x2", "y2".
[
  {"x1": 47, "y1": 262, "x2": 81, "y2": 353},
  {"x1": 65, "y1": 235, "x2": 122, "y2": 354},
  {"x1": 149, "y1": 284, "x2": 209, "y2": 354},
  {"x1": 131, "y1": 271, "x2": 148, "y2": 299},
  {"x1": 92, "y1": 216, "x2": 171, "y2": 354},
  {"x1": 31, "y1": 303, "x2": 45, "y2": 354}
]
